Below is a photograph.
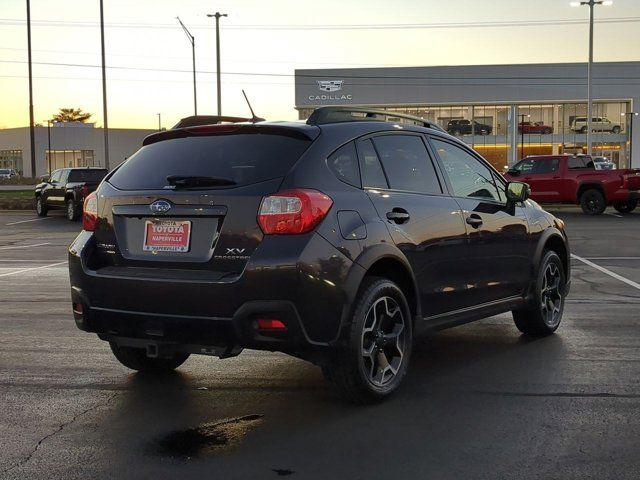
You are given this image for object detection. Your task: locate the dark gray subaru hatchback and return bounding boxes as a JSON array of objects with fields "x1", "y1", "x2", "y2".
[{"x1": 69, "y1": 107, "x2": 570, "y2": 403}]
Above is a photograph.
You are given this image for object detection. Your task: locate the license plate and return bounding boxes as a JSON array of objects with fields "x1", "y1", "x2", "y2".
[{"x1": 143, "y1": 220, "x2": 191, "y2": 253}]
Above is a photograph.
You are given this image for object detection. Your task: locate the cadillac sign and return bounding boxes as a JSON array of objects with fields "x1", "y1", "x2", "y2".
[
  {"x1": 309, "y1": 80, "x2": 353, "y2": 101},
  {"x1": 317, "y1": 80, "x2": 343, "y2": 92}
]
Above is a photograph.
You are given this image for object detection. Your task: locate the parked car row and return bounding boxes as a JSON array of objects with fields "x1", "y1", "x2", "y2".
[
  {"x1": 0, "y1": 168, "x2": 19, "y2": 180},
  {"x1": 444, "y1": 118, "x2": 623, "y2": 136}
]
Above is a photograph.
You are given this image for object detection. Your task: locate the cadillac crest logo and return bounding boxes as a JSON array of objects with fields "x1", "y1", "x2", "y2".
[{"x1": 317, "y1": 80, "x2": 344, "y2": 92}]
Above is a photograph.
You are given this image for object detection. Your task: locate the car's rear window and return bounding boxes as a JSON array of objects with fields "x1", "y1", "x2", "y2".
[
  {"x1": 68, "y1": 170, "x2": 107, "y2": 183},
  {"x1": 108, "y1": 134, "x2": 311, "y2": 190}
]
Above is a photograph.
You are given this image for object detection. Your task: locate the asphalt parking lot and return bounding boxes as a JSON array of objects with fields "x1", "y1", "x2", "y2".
[{"x1": 1, "y1": 207, "x2": 639, "y2": 480}]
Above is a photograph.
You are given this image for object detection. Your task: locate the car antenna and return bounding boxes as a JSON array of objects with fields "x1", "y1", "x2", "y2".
[{"x1": 242, "y1": 90, "x2": 262, "y2": 123}]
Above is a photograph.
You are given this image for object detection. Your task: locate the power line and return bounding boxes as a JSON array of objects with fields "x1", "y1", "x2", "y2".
[
  {"x1": 3, "y1": 59, "x2": 640, "y2": 83},
  {"x1": 1, "y1": 17, "x2": 640, "y2": 30}
]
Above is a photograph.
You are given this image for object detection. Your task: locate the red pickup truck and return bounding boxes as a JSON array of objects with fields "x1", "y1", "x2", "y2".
[{"x1": 504, "y1": 155, "x2": 640, "y2": 215}]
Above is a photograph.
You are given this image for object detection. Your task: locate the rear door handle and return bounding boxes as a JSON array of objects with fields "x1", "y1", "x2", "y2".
[
  {"x1": 386, "y1": 209, "x2": 410, "y2": 224},
  {"x1": 466, "y1": 215, "x2": 483, "y2": 228}
]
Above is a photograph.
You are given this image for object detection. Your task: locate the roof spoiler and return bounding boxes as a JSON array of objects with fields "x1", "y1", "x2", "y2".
[
  {"x1": 306, "y1": 107, "x2": 446, "y2": 132},
  {"x1": 172, "y1": 114, "x2": 265, "y2": 129}
]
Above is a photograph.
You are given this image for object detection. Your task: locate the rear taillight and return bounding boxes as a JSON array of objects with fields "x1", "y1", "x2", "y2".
[
  {"x1": 82, "y1": 191, "x2": 98, "y2": 231},
  {"x1": 257, "y1": 189, "x2": 333, "y2": 235}
]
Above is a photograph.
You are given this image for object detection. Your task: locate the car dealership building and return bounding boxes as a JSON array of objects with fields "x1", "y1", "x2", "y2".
[
  {"x1": 295, "y1": 61, "x2": 640, "y2": 170},
  {"x1": 0, "y1": 122, "x2": 157, "y2": 177}
]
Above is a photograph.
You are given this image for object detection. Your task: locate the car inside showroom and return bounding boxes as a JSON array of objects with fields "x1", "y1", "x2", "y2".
[{"x1": 296, "y1": 61, "x2": 639, "y2": 171}]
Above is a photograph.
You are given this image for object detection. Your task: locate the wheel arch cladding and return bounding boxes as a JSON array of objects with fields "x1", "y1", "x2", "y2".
[
  {"x1": 362, "y1": 256, "x2": 420, "y2": 322},
  {"x1": 577, "y1": 182, "x2": 605, "y2": 201},
  {"x1": 535, "y1": 229, "x2": 569, "y2": 281}
]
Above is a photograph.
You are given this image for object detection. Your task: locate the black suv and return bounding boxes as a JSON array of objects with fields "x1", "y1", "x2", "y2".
[
  {"x1": 446, "y1": 119, "x2": 493, "y2": 136},
  {"x1": 36, "y1": 167, "x2": 108, "y2": 220},
  {"x1": 68, "y1": 108, "x2": 570, "y2": 403}
]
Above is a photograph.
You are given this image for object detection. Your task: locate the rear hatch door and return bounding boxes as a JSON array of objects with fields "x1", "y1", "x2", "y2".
[{"x1": 92, "y1": 125, "x2": 317, "y2": 279}]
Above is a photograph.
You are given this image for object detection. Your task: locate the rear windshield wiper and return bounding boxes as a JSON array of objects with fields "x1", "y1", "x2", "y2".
[{"x1": 166, "y1": 175, "x2": 237, "y2": 189}]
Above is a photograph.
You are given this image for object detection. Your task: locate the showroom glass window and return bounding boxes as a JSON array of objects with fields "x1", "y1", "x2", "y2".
[
  {"x1": 371, "y1": 135, "x2": 442, "y2": 194},
  {"x1": 430, "y1": 138, "x2": 501, "y2": 201}
]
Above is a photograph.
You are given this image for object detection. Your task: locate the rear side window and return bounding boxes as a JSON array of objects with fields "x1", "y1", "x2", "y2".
[
  {"x1": 328, "y1": 142, "x2": 360, "y2": 187},
  {"x1": 358, "y1": 139, "x2": 388, "y2": 189},
  {"x1": 568, "y1": 157, "x2": 587, "y2": 169},
  {"x1": 372, "y1": 135, "x2": 442, "y2": 194},
  {"x1": 108, "y1": 134, "x2": 311, "y2": 190},
  {"x1": 534, "y1": 158, "x2": 560, "y2": 174},
  {"x1": 68, "y1": 170, "x2": 107, "y2": 183}
]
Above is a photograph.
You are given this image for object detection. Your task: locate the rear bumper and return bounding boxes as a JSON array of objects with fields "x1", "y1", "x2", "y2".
[{"x1": 69, "y1": 230, "x2": 362, "y2": 354}]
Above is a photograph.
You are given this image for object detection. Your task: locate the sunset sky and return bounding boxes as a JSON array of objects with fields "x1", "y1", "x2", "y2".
[{"x1": 1, "y1": 0, "x2": 639, "y2": 130}]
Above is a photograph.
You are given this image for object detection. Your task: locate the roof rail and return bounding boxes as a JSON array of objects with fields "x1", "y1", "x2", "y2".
[
  {"x1": 172, "y1": 114, "x2": 265, "y2": 129},
  {"x1": 306, "y1": 107, "x2": 445, "y2": 132}
]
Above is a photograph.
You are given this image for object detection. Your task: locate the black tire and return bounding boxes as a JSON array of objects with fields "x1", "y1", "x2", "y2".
[
  {"x1": 322, "y1": 277, "x2": 412, "y2": 404},
  {"x1": 612, "y1": 126, "x2": 621, "y2": 134},
  {"x1": 613, "y1": 200, "x2": 637, "y2": 214},
  {"x1": 544, "y1": 128, "x2": 553, "y2": 135},
  {"x1": 452, "y1": 129, "x2": 461, "y2": 136},
  {"x1": 109, "y1": 342, "x2": 190, "y2": 373},
  {"x1": 35, "y1": 195, "x2": 47, "y2": 217},
  {"x1": 580, "y1": 126, "x2": 588, "y2": 134},
  {"x1": 513, "y1": 250, "x2": 566, "y2": 336},
  {"x1": 580, "y1": 189, "x2": 606, "y2": 215},
  {"x1": 66, "y1": 199, "x2": 81, "y2": 221}
]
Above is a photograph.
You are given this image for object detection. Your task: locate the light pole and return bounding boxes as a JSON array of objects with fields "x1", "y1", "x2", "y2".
[
  {"x1": 99, "y1": 0, "x2": 110, "y2": 170},
  {"x1": 157, "y1": 113, "x2": 162, "y2": 131},
  {"x1": 622, "y1": 111, "x2": 638, "y2": 168},
  {"x1": 177, "y1": 17, "x2": 197, "y2": 115},
  {"x1": 518, "y1": 113, "x2": 531, "y2": 160},
  {"x1": 206, "y1": 12, "x2": 227, "y2": 116},
  {"x1": 570, "y1": 0, "x2": 613, "y2": 157},
  {"x1": 26, "y1": 0, "x2": 36, "y2": 178}
]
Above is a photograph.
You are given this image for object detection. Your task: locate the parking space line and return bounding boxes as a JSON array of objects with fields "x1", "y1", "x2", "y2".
[
  {"x1": 5, "y1": 217, "x2": 51, "y2": 226},
  {"x1": 0, "y1": 261, "x2": 67, "y2": 278},
  {"x1": 0, "y1": 242, "x2": 51, "y2": 251},
  {"x1": 587, "y1": 257, "x2": 640, "y2": 260},
  {"x1": 571, "y1": 254, "x2": 640, "y2": 291},
  {"x1": 605, "y1": 212, "x2": 623, "y2": 218}
]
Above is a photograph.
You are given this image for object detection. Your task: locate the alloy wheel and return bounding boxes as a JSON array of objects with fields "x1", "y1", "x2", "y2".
[
  {"x1": 36, "y1": 198, "x2": 42, "y2": 215},
  {"x1": 540, "y1": 262, "x2": 563, "y2": 327},
  {"x1": 584, "y1": 193, "x2": 603, "y2": 213},
  {"x1": 67, "y1": 202, "x2": 75, "y2": 220},
  {"x1": 361, "y1": 296, "x2": 407, "y2": 387}
]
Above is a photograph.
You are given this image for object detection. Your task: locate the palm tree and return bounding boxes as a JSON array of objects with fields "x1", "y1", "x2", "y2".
[{"x1": 51, "y1": 108, "x2": 93, "y2": 123}]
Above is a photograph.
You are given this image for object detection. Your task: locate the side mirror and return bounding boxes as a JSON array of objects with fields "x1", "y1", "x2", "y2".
[
  {"x1": 506, "y1": 182, "x2": 530, "y2": 203},
  {"x1": 40, "y1": 175, "x2": 49, "y2": 183},
  {"x1": 506, "y1": 168, "x2": 520, "y2": 176}
]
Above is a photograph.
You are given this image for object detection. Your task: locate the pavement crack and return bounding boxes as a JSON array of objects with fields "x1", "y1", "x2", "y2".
[{"x1": 1, "y1": 391, "x2": 118, "y2": 475}]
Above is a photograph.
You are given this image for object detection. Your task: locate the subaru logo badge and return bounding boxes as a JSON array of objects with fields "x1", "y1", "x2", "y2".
[{"x1": 150, "y1": 199, "x2": 171, "y2": 214}]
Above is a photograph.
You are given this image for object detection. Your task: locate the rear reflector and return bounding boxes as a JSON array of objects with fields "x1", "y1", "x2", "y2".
[
  {"x1": 82, "y1": 191, "x2": 98, "y2": 232},
  {"x1": 257, "y1": 189, "x2": 333, "y2": 235},
  {"x1": 72, "y1": 302, "x2": 84, "y2": 315},
  {"x1": 255, "y1": 319, "x2": 287, "y2": 331}
]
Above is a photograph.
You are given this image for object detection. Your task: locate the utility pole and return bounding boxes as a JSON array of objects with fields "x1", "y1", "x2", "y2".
[
  {"x1": 518, "y1": 113, "x2": 530, "y2": 160},
  {"x1": 177, "y1": 17, "x2": 197, "y2": 115},
  {"x1": 26, "y1": 0, "x2": 36, "y2": 178},
  {"x1": 207, "y1": 12, "x2": 227, "y2": 115},
  {"x1": 571, "y1": 0, "x2": 613, "y2": 156},
  {"x1": 157, "y1": 113, "x2": 161, "y2": 131},
  {"x1": 47, "y1": 120, "x2": 52, "y2": 173},
  {"x1": 99, "y1": 0, "x2": 110, "y2": 170}
]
